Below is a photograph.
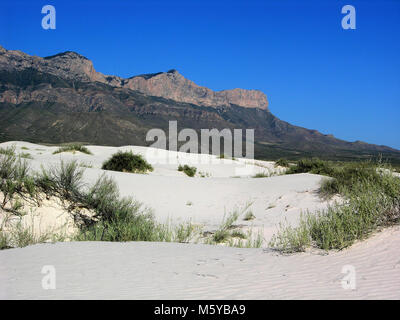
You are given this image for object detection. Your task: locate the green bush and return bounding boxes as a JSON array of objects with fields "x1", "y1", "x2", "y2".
[
  {"x1": 178, "y1": 164, "x2": 197, "y2": 177},
  {"x1": 36, "y1": 160, "x2": 85, "y2": 202},
  {"x1": 102, "y1": 151, "x2": 153, "y2": 174},
  {"x1": 286, "y1": 158, "x2": 335, "y2": 176},
  {"x1": 53, "y1": 143, "x2": 92, "y2": 155},
  {"x1": 275, "y1": 158, "x2": 290, "y2": 168}
]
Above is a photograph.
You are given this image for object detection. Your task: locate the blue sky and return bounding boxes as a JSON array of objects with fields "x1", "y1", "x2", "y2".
[{"x1": 1, "y1": 0, "x2": 399, "y2": 149}]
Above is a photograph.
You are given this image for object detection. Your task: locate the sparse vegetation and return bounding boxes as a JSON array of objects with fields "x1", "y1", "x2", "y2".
[
  {"x1": 243, "y1": 211, "x2": 256, "y2": 221},
  {"x1": 205, "y1": 203, "x2": 263, "y2": 248},
  {"x1": 0, "y1": 146, "x2": 37, "y2": 211},
  {"x1": 286, "y1": 158, "x2": 335, "y2": 175},
  {"x1": 275, "y1": 158, "x2": 290, "y2": 168},
  {"x1": 218, "y1": 154, "x2": 236, "y2": 160},
  {"x1": 0, "y1": 157, "x2": 198, "y2": 249},
  {"x1": 79, "y1": 161, "x2": 93, "y2": 168},
  {"x1": 199, "y1": 171, "x2": 211, "y2": 178},
  {"x1": 102, "y1": 151, "x2": 153, "y2": 174},
  {"x1": 0, "y1": 146, "x2": 16, "y2": 156},
  {"x1": 0, "y1": 220, "x2": 59, "y2": 249},
  {"x1": 0, "y1": 149, "x2": 267, "y2": 250},
  {"x1": 253, "y1": 171, "x2": 271, "y2": 178},
  {"x1": 178, "y1": 164, "x2": 197, "y2": 177},
  {"x1": 19, "y1": 152, "x2": 33, "y2": 159},
  {"x1": 53, "y1": 143, "x2": 92, "y2": 155},
  {"x1": 270, "y1": 159, "x2": 400, "y2": 252},
  {"x1": 231, "y1": 230, "x2": 247, "y2": 239}
]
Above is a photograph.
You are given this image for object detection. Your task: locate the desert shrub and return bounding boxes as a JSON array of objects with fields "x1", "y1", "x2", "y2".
[
  {"x1": 208, "y1": 203, "x2": 256, "y2": 245},
  {"x1": 0, "y1": 147, "x2": 37, "y2": 210},
  {"x1": 231, "y1": 230, "x2": 247, "y2": 239},
  {"x1": 173, "y1": 222, "x2": 199, "y2": 243},
  {"x1": 10, "y1": 222, "x2": 52, "y2": 248},
  {"x1": 0, "y1": 220, "x2": 57, "y2": 250},
  {"x1": 36, "y1": 160, "x2": 85, "y2": 202},
  {"x1": 53, "y1": 143, "x2": 92, "y2": 155},
  {"x1": 319, "y1": 162, "x2": 391, "y2": 197},
  {"x1": 252, "y1": 172, "x2": 270, "y2": 178},
  {"x1": 72, "y1": 173, "x2": 198, "y2": 243},
  {"x1": 286, "y1": 158, "x2": 335, "y2": 176},
  {"x1": 0, "y1": 158, "x2": 200, "y2": 249},
  {"x1": 211, "y1": 209, "x2": 241, "y2": 243},
  {"x1": 270, "y1": 161, "x2": 400, "y2": 252},
  {"x1": 102, "y1": 151, "x2": 153, "y2": 173},
  {"x1": 178, "y1": 164, "x2": 197, "y2": 177},
  {"x1": 75, "y1": 213, "x2": 161, "y2": 242},
  {"x1": 275, "y1": 158, "x2": 290, "y2": 168},
  {"x1": 83, "y1": 175, "x2": 143, "y2": 224},
  {"x1": 269, "y1": 219, "x2": 311, "y2": 253}
]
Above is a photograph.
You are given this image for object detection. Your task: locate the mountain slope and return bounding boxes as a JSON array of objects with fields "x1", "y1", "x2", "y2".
[{"x1": 0, "y1": 45, "x2": 399, "y2": 163}]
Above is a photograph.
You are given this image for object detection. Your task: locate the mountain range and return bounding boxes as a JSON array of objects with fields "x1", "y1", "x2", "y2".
[{"x1": 1, "y1": 45, "x2": 399, "y2": 163}]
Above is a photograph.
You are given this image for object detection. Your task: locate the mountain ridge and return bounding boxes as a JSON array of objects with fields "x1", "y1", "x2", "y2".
[
  {"x1": 0, "y1": 45, "x2": 269, "y2": 110},
  {"x1": 0, "y1": 45, "x2": 399, "y2": 163}
]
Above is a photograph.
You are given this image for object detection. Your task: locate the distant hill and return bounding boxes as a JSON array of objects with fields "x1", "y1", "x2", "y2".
[{"x1": 1, "y1": 45, "x2": 399, "y2": 163}]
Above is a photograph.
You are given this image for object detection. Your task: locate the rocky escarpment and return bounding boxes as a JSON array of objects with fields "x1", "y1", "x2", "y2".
[
  {"x1": 0, "y1": 46, "x2": 268, "y2": 110},
  {"x1": 121, "y1": 70, "x2": 268, "y2": 109}
]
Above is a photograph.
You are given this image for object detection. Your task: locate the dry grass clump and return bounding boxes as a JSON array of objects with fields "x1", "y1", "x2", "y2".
[{"x1": 53, "y1": 143, "x2": 92, "y2": 155}]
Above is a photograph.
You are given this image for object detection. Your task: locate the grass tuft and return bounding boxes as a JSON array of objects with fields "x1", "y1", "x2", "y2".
[
  {"x1": 178, "y1": 164, "x2": 197, "y2": 177},
  {"x1": 275, "y1": 158, "x2": 290, "y2": 168},
  {"x1": 53, "y1": 144, "x2": 92, "y2": 155}
]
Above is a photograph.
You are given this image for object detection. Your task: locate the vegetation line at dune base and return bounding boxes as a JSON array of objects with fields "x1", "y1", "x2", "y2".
[{"x1": 270, "y1": 158, "x2": 400, "y2": 252}]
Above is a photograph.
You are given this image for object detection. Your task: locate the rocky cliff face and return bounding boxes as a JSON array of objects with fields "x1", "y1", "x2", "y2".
[
  {"x1": 0, "y1": 46, "x2": 268, "y2": 110},
  {"x1": 123, "y1": 70, "x2": 268, "y2": 109}
]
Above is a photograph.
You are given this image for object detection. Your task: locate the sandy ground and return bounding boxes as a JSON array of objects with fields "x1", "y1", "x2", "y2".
[
  {"x1": 1, "y1": 226, "x2": 399, "y2": 299},
  {"x1": 0, "y1": 141, "x2": 399, "y2": 299}
]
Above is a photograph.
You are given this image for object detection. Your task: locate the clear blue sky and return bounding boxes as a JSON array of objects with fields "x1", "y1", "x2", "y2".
[{"x1": 1, "y1": 0, "x2": 399, "y2": 149}]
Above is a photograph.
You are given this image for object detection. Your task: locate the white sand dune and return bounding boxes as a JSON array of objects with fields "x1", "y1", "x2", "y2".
[
  {"x1": 0, "y1": 141, "x2": 399, "y2": 299},
  {"x1": 1, "y1": 226, "x2": 399, "y2": 299},
  {"x1": 0, "y1": 141, "x2": 336, "y2": 240}
]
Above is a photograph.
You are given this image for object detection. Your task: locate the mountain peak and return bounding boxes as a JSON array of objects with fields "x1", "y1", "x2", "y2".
[{"x1": 44, "y1": 51, "x2": 89, "y2": 61}]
